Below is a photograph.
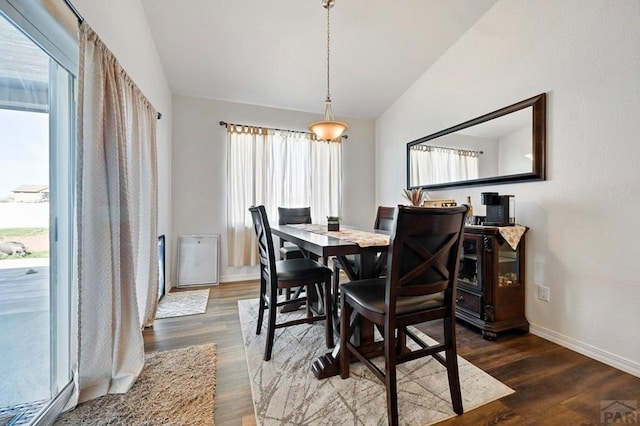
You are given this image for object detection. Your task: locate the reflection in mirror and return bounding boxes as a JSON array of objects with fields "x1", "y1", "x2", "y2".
[{"x1": 407, "y1": 93, "x2": 546, "y2": 190}]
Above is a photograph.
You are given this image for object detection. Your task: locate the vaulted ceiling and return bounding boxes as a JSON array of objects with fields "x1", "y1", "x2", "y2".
[{"x1": 141, "y1": 0, "x2": 497, "y2": 119}]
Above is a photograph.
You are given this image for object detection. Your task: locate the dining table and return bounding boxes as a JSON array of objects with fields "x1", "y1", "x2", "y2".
[{"x1": 270, "y1": 223, "x2": 390, "y2": 379}]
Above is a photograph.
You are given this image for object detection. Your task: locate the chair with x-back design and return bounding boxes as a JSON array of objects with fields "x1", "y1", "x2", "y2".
[
  {"x1": 339, "y1": 205, "x2": 468, "y2": 425},
  {"x1": 250, "y1": 205, "x2": 334, "y2": 360}
]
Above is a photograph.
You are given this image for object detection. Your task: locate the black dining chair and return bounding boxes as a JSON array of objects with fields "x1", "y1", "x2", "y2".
[
  {"x1": 249, "y1": 205, "x2": 334, "y2": 360},
  {"x1": 339, "y1": 205, "x2": 468, "y2": 425},
  {"x1": 278, "y1": 207, "x2": 313, "y2": 308},
  {"x1": 278, "y1": 207, "x2": 312, "y2": 260}
]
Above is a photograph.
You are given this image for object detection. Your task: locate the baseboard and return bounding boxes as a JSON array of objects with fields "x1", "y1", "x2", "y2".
[
  {"x1": 529, "y1": 323, "x2": 640, "y2": 378},
  {"x1": 219, "y1": 272, "x2": 260, "y2": 283},
  {"x1": 166, "y1": 273, "x2": 259, "y2": 287}
]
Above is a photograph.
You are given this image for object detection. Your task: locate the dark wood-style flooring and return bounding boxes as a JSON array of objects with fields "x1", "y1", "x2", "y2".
[{"x1": 143, "y1": 281, "x2": 639, "y2": 425}]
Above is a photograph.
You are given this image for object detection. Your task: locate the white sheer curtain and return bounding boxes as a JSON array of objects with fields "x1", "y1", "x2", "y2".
[
  {"x1": 309, "y1": 138, "x2": 342, "y2": 223},
  {"x1": 72, "y1": 22, "x2": 158, "y2": 405},
  {"x1": 227, "y1": 127, "x2": 264, "y2": 266},
  {"x1": 410, "y1": 147, "x2": 479, "y2": 185},
  {"x1": 227, "y1": 125, "x2": 341, "y2": 266}
]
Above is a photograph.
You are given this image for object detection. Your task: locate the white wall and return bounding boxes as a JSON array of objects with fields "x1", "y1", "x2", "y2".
[
  {"x1": 498, "y1": 124, "x2": 531, "y2": 175},
  {"x1": 71, "y1": 0, "x2": 173, "y2": 279},
  {"x1": 172, "y1": 95, "x2": 375, "y2": 284},
  {"x1": 376, "y1": 0, "x2": 640, "y2": 376}
]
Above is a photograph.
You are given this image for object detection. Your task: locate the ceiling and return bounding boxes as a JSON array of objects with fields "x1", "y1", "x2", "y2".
[{"x1": 140, "y1": 0, "x2": 497, "y2": 120}]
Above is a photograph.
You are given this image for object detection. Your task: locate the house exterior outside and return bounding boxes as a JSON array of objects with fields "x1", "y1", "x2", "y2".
[{"x1": 10, "y1": 184, "x2": 49, "y2": 202}]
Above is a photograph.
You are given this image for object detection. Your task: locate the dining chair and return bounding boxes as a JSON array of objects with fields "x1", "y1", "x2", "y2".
[
  {"x1": 249, "y1": 205, "x2": 334, "y2": 361},
  {"x1": 373, "y1": 206, "x2": 396, "y2": 231},
  {"x1": 277, "y1": 206, "x2": 312, "y2": 260},
  {"x1": 371, "y1": 206, "x2": 395, "y2": 275},
  {"x1": 339, "y1": 205, "x2": 468, "y2": 425},
  {"x1": 278, "y1": 207, "x2": 313, "y2": 308}
]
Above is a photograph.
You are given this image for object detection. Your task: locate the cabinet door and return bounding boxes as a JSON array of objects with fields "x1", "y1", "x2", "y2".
[
  {"x1": 458, "y1": 234, "x2": 483, "y2": 291},
  {"x1": 497, "y1": 238, "x2": 521, "y2": 288}
]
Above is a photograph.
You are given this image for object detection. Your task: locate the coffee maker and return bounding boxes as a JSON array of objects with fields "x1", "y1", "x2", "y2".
[{"x1": 481, "y1": 192, "x2": 514, "y2": 226}]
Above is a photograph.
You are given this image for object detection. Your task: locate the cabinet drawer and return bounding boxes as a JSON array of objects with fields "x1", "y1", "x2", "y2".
[
  {"x1": 456, "y1": 288, "x2": 481, "y2": 318},
  {"x1": 458, "y1": 278, "x2": 482, "y2": 292}
]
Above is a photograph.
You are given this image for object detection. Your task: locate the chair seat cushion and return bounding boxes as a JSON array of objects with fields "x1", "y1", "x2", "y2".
[
  {"x1": 341, "y1": 278, "x2": 445, "y2": 316},
  {"x1": 279, "y1": 245, "x2": 304, "y2": 259},
  {"x1": 276, "y1": 258, "x2": 332, "y2": 282}
]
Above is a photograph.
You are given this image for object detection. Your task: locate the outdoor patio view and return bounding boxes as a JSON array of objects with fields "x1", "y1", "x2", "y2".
[
  {"x1": 0, "y1": 195, "x2": 50, "y2": 416},
  {"x1": 0, "y1": 14, "x2": 53, "y2": 425}
]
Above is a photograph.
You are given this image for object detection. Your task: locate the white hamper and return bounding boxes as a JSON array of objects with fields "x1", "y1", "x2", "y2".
[{"x1": 177, "y1": 234, "x2": 220, "y2": 287}]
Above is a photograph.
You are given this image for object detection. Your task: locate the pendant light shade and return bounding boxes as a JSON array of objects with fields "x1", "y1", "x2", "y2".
[
  {"x1": 309, "y1": 101, "x2": 348, "y2": 141},
  {"x1": 309, "y1": 0, "x2": 347, "y2": 141},
  {"x1": 309, "y1": 119, "x2": 348, "y2": 141}
]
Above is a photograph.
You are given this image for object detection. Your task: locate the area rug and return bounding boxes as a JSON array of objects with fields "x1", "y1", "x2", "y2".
[
  {"x1": 155, "y1": 288, "x2": 210, "y2": 319},
  {"x1": 0, "y1": 412, "x2": 19, "y2": 426},
  {"x1": 55, "y1": 344, "x2": 216, "y2": 425},
  {"x1": 238, "y1": 298, "x2": 514, "y2": 425}
]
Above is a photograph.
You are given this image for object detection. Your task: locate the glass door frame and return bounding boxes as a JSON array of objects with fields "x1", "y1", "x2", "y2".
[{"x1": 0, "y1": 4, "x2": 78, "y2": 424}]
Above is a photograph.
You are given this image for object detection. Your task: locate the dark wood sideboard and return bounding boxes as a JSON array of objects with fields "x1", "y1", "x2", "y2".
[{"x1": 455, "y1": 225, "x2": 529, "y2": 340}]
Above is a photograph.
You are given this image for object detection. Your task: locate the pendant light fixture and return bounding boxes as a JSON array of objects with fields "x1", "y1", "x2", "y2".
[{"x1": 309, "y1": 0, "x2": 348, "y2": 141}]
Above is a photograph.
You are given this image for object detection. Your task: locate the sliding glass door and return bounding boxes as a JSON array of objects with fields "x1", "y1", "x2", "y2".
[{"x1": 0, "y1": 10, "x2": 74, "y2": 424}]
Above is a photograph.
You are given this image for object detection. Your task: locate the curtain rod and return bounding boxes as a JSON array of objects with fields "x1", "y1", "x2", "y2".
[
  {"x1": 63, "y1": 0, "x2": 84, "y2": 23},
  {"x1": 219, "y1": 121, "x2": 348, "y2": 139},
  {"x1": 63, "y1": 0, "x2": 162, "y2": 120},
  {"x1": 410, "y1": 144, "x2": 483, "y2": 155}
]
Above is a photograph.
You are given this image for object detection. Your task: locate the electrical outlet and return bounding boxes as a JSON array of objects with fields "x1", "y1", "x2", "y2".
[{"x1": 538, "y1": 285, "x2": 550, "y2": 302}]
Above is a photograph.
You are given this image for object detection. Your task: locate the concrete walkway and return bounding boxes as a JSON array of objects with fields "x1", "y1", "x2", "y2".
[
  {"x1": 0, "y1": 258, "x2": 49, "y2": 269},
  {"x1": 0, "y1": 204, "x2": 52, "y2": 411},
  {"x1": 0, "y1": 260, "x2": 50, "y2": 408}
]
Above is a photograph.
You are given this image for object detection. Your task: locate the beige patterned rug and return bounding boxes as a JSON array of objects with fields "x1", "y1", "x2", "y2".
[
  {"x1": 55, "y1": 344, "x2": 216, "y2": 425},
  {"x1": 155, "y1": 289, "x2": 210, "y2": 319},
  {"x1": 239, "y1": 298, "x2": 514, "y2": 425}
]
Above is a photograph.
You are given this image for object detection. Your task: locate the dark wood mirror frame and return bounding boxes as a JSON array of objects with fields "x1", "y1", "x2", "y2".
[{"x1": 406, "y1": 93, "x2": 546, "y2": 191}]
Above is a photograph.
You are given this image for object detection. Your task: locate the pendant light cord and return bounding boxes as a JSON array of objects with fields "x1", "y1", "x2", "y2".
[
  {"x1": 310, "y1": 0, "x2": 348, "y2": 138},
  {"x1": 325, "y1": 4, "x2": 331, "y2": 103}
]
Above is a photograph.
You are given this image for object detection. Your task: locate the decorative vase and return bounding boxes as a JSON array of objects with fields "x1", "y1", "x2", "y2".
[{"x1": 402, "y1": 188, "x2": 426, "y2": 206}]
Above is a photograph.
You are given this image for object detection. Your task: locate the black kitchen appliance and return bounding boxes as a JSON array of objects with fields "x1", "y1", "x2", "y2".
[{"x1": 481, "y1": 192, "x2": 514, "y2": 226}]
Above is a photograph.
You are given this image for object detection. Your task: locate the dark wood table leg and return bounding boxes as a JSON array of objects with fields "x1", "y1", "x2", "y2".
[
  {"x1": 311, "y1": 342, "x2": 342, "y2": 379},
  {"x1": 312, "y1": 250, "x2": 388, "y2": 379},
  {"x1": 357, "y1": 252, "x2": 377, "y2": 279},
  {"x1": 311, "y1": 305, "x2": 383, "y2": 379}
]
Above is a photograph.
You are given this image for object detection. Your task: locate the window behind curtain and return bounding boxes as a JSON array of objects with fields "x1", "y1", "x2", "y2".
[{"x1": 227, "y1": 127, "x2": 341, "y2": 266}]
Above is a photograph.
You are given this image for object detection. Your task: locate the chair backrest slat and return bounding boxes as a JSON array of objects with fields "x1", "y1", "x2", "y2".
[
  {"x1": 250, "y1": 206, "x2": 278, "y2": 287},
  {"x1": 386, "y1": 205, "x2": 468, "y2": 307}
]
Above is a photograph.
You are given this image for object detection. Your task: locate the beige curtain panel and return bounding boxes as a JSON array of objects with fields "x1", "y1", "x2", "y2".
[{"x1": 72, "y1": 21, "x2": 158, "y2": 406}]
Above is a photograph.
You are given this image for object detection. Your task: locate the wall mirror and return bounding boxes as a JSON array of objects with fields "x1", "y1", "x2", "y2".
[{"x1": 407, "y1": 93, "x2": 546, "y2": 190}]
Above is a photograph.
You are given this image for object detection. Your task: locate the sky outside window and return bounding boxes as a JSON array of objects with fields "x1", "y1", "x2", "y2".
[{"x1": 0, "y1": 109, "x2": 49, "y2": 200}]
